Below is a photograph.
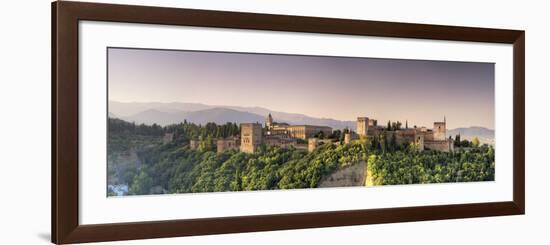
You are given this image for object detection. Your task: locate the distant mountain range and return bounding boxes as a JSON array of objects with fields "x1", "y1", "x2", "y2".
[
  {"x1": 447, "y1": 127, "x2": 494, "y2": 139},
  {"x1": 448, "y1": 127, "x2": 495, "y2": 145},
  {"x1": 109, "y1": 101, "x2": 355, "y2": 129},
  {"x1": 124, "y1": 108, "x2": 265, "y2": 126},
  {"x1": 109, "y1": 101, "x2": 495, "y2": 143}
]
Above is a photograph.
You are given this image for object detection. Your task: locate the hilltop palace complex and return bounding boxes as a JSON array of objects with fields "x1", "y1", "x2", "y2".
[{"x1": 188, "y1": 113, "x2": 454, "y2": 154}]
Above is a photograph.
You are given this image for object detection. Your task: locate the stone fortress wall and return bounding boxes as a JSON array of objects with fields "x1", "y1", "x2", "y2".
[
  {"x1": 197, "y1": 113, "x2": 454, "y2": 154},
  {"x1": 216, "y1": 136, "x2": 239, "y2": 152},
  {"x1": 351, "y1": 116, "x2": 454, "y2": 153}
]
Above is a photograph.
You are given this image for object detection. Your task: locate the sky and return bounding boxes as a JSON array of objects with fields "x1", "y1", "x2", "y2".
[{"x1": 108, "y1": 47, "x2": 495, "y2": 129}]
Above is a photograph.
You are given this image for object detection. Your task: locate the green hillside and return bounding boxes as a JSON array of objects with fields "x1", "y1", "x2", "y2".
[{"x1": 107, "y1": 118, "x2": 495, "y2": 196}]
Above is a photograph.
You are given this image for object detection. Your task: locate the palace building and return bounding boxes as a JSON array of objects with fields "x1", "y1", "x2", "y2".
[
  {"x1": 213, "y1": 114, "x2": 333, "y2": 153},
  {"x1": 265, "y1": 113, "x2": 332, "y2": 140}
]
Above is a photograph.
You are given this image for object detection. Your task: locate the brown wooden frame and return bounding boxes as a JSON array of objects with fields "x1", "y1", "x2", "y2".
[{"x1": 52, "y1": 1, "x2": 525, "y2": 244}]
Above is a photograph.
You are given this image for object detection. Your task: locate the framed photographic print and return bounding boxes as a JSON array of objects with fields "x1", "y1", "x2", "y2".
[{"x1": 52, "y1": 1, "x2": 525, "y2": 244}]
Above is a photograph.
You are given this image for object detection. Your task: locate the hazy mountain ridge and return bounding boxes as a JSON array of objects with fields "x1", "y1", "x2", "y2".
[
  {"x1": 447, "y1": 127, "x2": 494, "y2": 138},
  {"x1": 110, "y1": 101, "x2": 495, "y2": 142},
  {"x1": 109, "y1": 101, "x2": 210, "y2": 116},
  {"x1": 182, "y1": 108, "x2": 265, "y2": 125},
  {"x1": 447, "y1": 127, "x2": 495, "y2": 145},
  {"x1": 110, "y1": 101, "x2": 355, "y2": 129},
  {"x1": 121, "y1": 109, "x2": 187, "y2": 126},
  {"x1": 121, "y1": 108, "x2": 265, "y2": 126}
]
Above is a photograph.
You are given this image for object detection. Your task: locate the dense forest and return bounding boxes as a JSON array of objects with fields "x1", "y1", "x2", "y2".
[
  {"x1": 367, "y1": 146, "x2": 494, "y2": 185},
  {"x1": 107, "y1": 118, "x2": 495, "y2": 196}
]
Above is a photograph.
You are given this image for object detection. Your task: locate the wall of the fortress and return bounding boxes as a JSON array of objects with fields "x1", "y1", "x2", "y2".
[
  {"x1": 424, "y1": 140, "x2": 453, "y2": 152},
  {"x1": 394, "y1": 130, "x2": 416, "y2": 146},
  {"x1": 216, "y1": 138, "x2": 239, "y2": 153},
  {"x1": 265, "y1": 136, "x2": 296, "y2": 149},
  {"x1": 423, "y1": 132, "x2": 435, "y2": 141}
]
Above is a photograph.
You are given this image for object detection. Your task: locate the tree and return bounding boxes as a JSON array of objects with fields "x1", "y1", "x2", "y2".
[
  {"x1": 381, "y1": 134, "x2": 388, "y2": 152},
  {"x1": 129, "y1": 169, "x2": 153, "y2": 195},
  {"x1": 111, "y1": 117, "x2": 495, "y2": 195},
  {"x1": 390, "y1": 133, "x2": 397, "y2": 151},
  {"x1": 371, "y1": 134, "x2": 380, "y2": 151},
  {"x1": 454, "y1": 134, "x2": 461, "y2": 147},
  {"x1": 472, "y1": 137, "x2": 480, "y2": 147},
  {"x1": 314, "y1": 131, "x2": 326, "y2": 139},
  {"x1": 387, "y1": 121, "x2": 391, "y2": 130},
  {"x1": 330, "y1": 129, "x2": 342, "y2": 140}
]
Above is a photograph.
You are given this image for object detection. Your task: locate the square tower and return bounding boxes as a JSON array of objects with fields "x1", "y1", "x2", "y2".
[
  {"x1": 240, "y1": 123, "x2": 263, "y2": 153},
  {"x1": 433, "y1": 122, "x2": 446, "y2": 141},
  {"x1": 357, "y1": 117, "x2": 369, "y2": 136}
]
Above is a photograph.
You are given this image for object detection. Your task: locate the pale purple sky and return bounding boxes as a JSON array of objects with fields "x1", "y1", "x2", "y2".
[{"x1": 108, "y1": 47, "x2": 495, "y2": 129}]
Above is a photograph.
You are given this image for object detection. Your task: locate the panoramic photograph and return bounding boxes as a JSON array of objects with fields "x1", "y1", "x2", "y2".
[{"x1": 107, "y1": 47, "x2": 495, "y2": 197}]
